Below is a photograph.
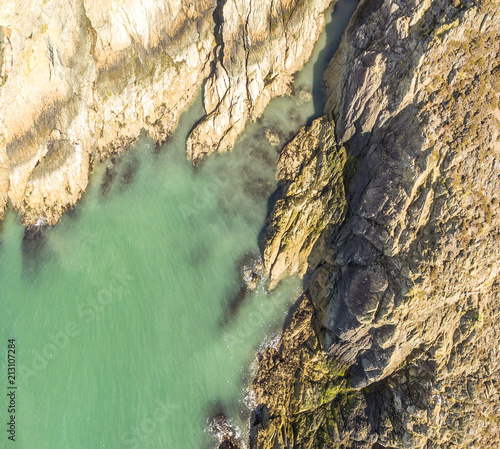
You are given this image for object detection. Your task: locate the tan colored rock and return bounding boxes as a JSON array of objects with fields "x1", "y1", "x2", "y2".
[
  {"x1": 251, "y1": 295, "x2": 352, "y2": 449},
  {"x1": 85, "y1": 0, "x2": 216, "y2": 157},
  {"x1": 0, "y1": 0, "x2": 215, "y2": 225},
  {"x1": 0, "y1": 144, "x2": 8, "y2": 220},
  {"x1": 186, "y1": 0, "x2": 332, "y2": 164},
  {"x1": 0, "y1": 0, "x2": 337, "y2": 225},
  {"x1": 263, "y1": 116, "x2": 347, "y2": 289}
]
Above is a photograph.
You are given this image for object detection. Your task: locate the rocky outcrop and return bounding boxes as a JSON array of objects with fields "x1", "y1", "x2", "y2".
[
  {"x1": 186, "y1": 0, "x2": 332, "y2": 164},
  {"x1": 1, "y1": 0, "x2": 333, "y2": 224},
  {"x1": 0, "y1": 0, "x2": 216, "y2": 224},
  {"x1": 251, "y1": 295, "x2": 355, "y2": 449},
  {"x1": 253, "y1": 0, "x2": 500, "y2": 447},
  {"x1": 263, "y1": 116, "x2": 348, "y2": 290}
]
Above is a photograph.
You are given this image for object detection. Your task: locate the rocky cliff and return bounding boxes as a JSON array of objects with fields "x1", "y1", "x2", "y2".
[
  {"x1": 255, "y1": 0, "x2": 500, "y2": 447},
  {"x1": 0, "y1": 0, "x2": 216, "y2": 224},
  {"x1": 2, "y1": 0, "x2": 499, "y2": 446},
  {"x1": 0, "y1": 0, "x2": 331, "y2": 225},
  {"x1": 185, "y1": 0, "x2": 331, "y2": 164}
]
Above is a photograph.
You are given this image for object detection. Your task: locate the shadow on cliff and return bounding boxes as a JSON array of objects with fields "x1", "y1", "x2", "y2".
[
  {"x1": 310, "y1": 0, "x2": 360, "y2": 118},
  {"x1": 257, "y1": 184, "x2": 284, "y2": 255}
]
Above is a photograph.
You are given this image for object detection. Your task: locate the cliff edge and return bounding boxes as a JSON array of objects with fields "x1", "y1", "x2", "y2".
[
  {"x1": 0, "y1": 0, "x2": 331, "y2": 225},
  {"x1": 255, "y1": 0, "x2": 500, "y2": 447}
]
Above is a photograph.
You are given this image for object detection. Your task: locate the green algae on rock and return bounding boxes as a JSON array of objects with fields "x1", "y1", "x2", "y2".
[{"x1": 250, "y1": 295, "x2": 358, "y2": 449}]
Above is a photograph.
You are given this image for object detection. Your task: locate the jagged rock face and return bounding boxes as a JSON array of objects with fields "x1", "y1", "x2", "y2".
[
  {"x1": 322, "y1": 0, "x2": 500, "y2": 390},
  {"x1": 0, "y1": 0, "x2": 216, "y2": 225},
  {"x1": 0, "y1": 0, "x2": 96, "y2": 224},
  {"x1": 263, "y1": 116, "x2": 347, "y2": 290},
  {"x1": 254, "y1": 0, "x2": 500, "y2": 446},
  {"x1": 186, "y1": 0, "x2": 332, "y2": 164},
  {"x1": 85, "y1": 0, "x2": 216, "y2": 156}
]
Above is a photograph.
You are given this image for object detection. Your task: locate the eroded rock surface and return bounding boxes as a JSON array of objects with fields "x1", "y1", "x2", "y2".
[
  {"x1": 254, "y1": 0, "x2": 500, "y2": 446},
  {"x1": 0, "y1": 0, "x2": 331, "y2": 224},
  {"x1": 251, "y1": 296, "x2": 354, "y2": 449},
  {"x1": 186, "y1": 0, "x2": 332, "y2": 164},
  {"x1": 263, "y1": 116, "x2": 348, "y2": 289},
  {"x1": 0, "y1": 0, "x2": 216, "y2": 224}
]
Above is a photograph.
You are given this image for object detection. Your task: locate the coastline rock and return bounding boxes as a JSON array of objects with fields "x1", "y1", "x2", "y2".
[
  {"x1": 321, "y1": 0, "x2": 500, "y2": 392},
  {"x1": 186, "y1": 0, "x2": 332, "y2": 164},
  {"x1": 0, "y1": 0, "x2": 216, "y2": 224},
  {"x1": 251, "y1": 295, "x2": 353, "y2": 449},
  {"x1": 0, "y1": 0, "x2": 338, "y2": 225},
  {"x1": 263, "y1": 115, "x2": 347, "y2": 289},
  {"x1": 254, "y1": 0, "x2": 500, "y2": 446},
  {"x1": 206, "y1": 408, "x2": 244, "y2": 449}
]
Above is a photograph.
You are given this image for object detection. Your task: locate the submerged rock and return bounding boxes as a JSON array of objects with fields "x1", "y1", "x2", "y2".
[
  {"x1": 206, "y1": 405, "x2": 244, "y2": 449},
  {"x1": 264, "y1": 129, "x2": 281, "y2": 148},
  {"x1": 222, "y1": 253, "x2": 264, "y2": 326},
  {"x1": 240, "y1": 254, "x2": 264, "y2": 292},
  {"x1": 22, "y1": 221, "x2": 49, "y2": 273}
]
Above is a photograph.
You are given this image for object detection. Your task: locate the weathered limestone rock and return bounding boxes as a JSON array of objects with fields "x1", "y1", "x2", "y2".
[
  {"x1": 0, "y1": 0, "x2": 216, "y2": 224},
  {"x1": 263, "y1": 116, "x2": 347, "y2": 289},
  {"x1": 0, "y1": 0, "x2": 97, "y2": 224},
  {"x1": 253, "y1": 0, "x2": 500, "y2": 447},
  {"x1": 85, "y1": 0, "x2": 216, "y2": 157},
  {"x1": 186, "y1": 0, "x2": 332, "y2": 164}
]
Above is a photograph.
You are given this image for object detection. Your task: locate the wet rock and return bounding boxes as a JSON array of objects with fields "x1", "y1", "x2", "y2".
[
  {"x1": 206, "y1": 405, "x2": 243, "y2": 449},
  {"x1": 264, "y1": 129, "x2": 281, "y2": 147},
  {"x1": 295, "y1": 86, "x2": 313, "y2": 105},
  {"x1": 222, "y1": 253, "x2": 264, "y2": 325}
]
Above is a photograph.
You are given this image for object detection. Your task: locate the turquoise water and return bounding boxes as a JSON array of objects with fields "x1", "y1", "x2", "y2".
[
  {"x1": 0, "y1": 102, "x2": 302, "y2": 448},
  {"x1": 0, "y1": 2, "x2": 357, "y2": 448}
]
